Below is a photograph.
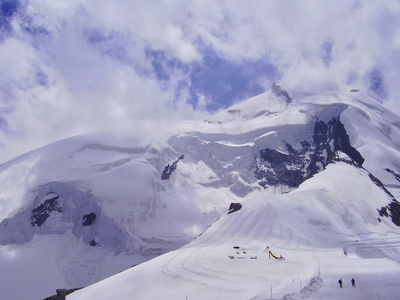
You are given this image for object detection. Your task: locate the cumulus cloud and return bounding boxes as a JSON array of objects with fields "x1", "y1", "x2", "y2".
[{"x1": 0, "y1": 0, "x2": 400, "y2": 161}]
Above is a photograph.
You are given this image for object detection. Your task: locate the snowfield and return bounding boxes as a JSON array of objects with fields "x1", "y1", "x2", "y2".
[
  {"x1": 1, "y1": 87, "x2": 400, "y2": 299},
  {"x1": 68, "y1": 162, "x2": 400, "y2": 300}
]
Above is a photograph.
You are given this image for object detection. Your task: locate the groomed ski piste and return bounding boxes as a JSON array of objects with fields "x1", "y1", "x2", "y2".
[{"x1": 69, "y1": 160, "x2": 400, "y2": 300}]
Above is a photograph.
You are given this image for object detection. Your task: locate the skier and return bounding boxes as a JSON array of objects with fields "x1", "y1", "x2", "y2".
[
  {"x1": 351, "y1": 278, "x2": 356, "y2": 287},
  {"x1": 338, "y1": 279, "x2": 343, "y2": 288}
]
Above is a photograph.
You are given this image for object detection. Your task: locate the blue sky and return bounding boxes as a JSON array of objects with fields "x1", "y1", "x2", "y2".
[
  {"x1": 146, "y1": 46, "x2": 278, "y2": 111},
  {"x1": 0, "y1": 0, "x2": 400, "y2": 161}
]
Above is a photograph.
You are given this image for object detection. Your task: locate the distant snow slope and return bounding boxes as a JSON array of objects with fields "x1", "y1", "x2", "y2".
[{"x1": 1, "y1": 86, "x2": 400, "y2": 300}]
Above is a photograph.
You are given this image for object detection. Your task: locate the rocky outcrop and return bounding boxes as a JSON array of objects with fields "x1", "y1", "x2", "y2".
[
  {"x1": 379, "y1": 201, "x2": 400, "y2": 226},
  {"x1": 256, "y1": 147, "x2": 306, "y2": 188},
  {"x1": 31, "y1": 194, "x2": 63, "y2": 227},
  {"x1": 255, "y1": 117, "x2": 364, "y2": 188},
  {"x1": 0, "y1": 182, "x2": 129, "y2": 254},
  {"x1": 329, "y1": 152, "x2": 400, "y2": 227},
  {"x1": 385, "y1": 168, "x2": 400, "y2": 182},
  {"x1": 82, "y1": 213, "x2": 96, "y2": 226},
  {"x1": 368, "y1": 172, "x2": 400, "y2": 226},
  {"x1": 161, "y1": 154, "x2": 184, "y2": 180},
  {"x1": 228, "y1": 203, "x2": 242, "y2": 214}
]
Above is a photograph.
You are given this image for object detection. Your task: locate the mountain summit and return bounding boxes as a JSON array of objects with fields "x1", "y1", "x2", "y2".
[{"x1": 1, "y1": 86, "x2": 400, "y2": 300}]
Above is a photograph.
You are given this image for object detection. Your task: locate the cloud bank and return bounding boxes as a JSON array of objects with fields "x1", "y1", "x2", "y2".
[{"x1": 0, "y1": 0, "x2": 399, "y2": 161}]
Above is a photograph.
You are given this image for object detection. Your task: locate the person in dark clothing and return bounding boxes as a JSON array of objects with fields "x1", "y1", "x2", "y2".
[
  {"x1": 338, "y1": 279, "x2": 343, "y2": 288},
  {"x1": 351, "y1": 278, "x2": 356, "y2": 287}
]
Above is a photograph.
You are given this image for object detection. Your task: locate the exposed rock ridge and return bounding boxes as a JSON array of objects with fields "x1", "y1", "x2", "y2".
[
  {"x1": 31, "y1": 194, "x2": 63, "y2": 227},
  {"x1": 328, "y1": 151, "x2": 400, "y2": 227},
  {"x1": 255, "y1": 117, "x2": 364, "y2": 188},
  {"x1": 161, "y1": 154, "x2": 184, "y2": 180}
]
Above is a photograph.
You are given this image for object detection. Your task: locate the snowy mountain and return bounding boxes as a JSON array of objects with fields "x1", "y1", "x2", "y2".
[{"x1": 1, "y1": 86, "x2": 400, "y2": 299}]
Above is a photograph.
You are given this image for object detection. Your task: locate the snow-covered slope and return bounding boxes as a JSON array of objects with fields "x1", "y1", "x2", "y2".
[
  {"x1": 1, "y1": 86, "x2": 400, "y2": 299},
  {"x1": 68, "y1": 159, "x2": 400, "y2": 300},
  {"x1": 0, "y1": 136, "x2": 234, "y2": 299}
]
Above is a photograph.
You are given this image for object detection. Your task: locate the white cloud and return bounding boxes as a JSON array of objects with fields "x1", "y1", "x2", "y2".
[{"x1": 1, "y1": 0, "x2": 400, "y2": 162}]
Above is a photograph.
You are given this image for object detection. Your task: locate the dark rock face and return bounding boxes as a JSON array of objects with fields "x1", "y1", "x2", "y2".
[
  {"x1": 82, "y1": 213, "x2": 96, "y2": 226},
  {"x1": 377, "y1": 196, "x2": 400, "y2": 227},
  {"x1": 161, "y1": 154, "x2": 184, "y2": 180},
  {"x1": 309, "y1": 118, "x2": 364, "y2": 174},
  {"x1": 257, "y1": 146, "x2": 306, "y2": 188},
  {"x1": 369, "y1": 172, "x2": 400, "y2": 226},
  {"x1": 255, "y1": 117, "x2": 364, "y2": 188},
  {"x1": 0, "y1": 182, "x2": 129, "y2": 253},
  {"x1": 330, "y1": 119, "x2": 364, "y2": 166},
  {"x1": 228, "y1": 203, "x2": 242, "y2": 214},
  {"x1": 385, "y1": 168, "x2": 400, "y2": 182},
  {"x1": 385, "y1": 201, "x2": 400, "y2": 226},
  {"x1": 31, "y1": 194, "x2": 62, "y2": 227}
]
